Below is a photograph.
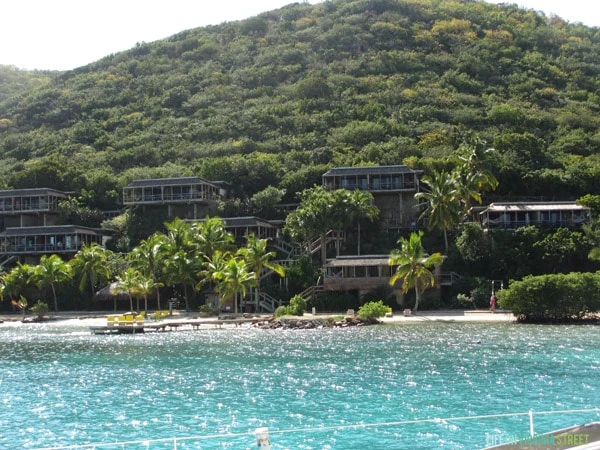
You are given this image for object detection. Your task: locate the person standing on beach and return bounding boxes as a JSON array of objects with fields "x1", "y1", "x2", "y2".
[{"x1": 489, "y1": 293, "x2": 497, "y2": 313}]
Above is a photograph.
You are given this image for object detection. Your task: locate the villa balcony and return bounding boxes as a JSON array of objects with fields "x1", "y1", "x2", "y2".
[
  {"x1": 123, "y1": 177, "x2": 224, "y2": 206},
  {"x1": 0, "y1": 188, "x2": 68, "y2": 215}
]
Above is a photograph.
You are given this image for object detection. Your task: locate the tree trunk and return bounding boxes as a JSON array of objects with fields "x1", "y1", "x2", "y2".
[
  {"x1": 320, "y1": 234, "x2": 327, "y2": 265},
  {"x1": 413, "y1": 288, "x2": 422, "y2": 313},
  {"x1": 51, "y1": 284, "x2": 58, "y2": 312},
  {"x1": 155, "y1": 287, "x2": 161, "y2": 311},
  {"x1": 183, "y1": 283, "x2": 190, "y2": 311},
  {"x1": 128, "y1": 293, "x2": 134, "y2": 312},
  {"x1": 443, "y1": 229, "x2": 449, "y2": 255}
]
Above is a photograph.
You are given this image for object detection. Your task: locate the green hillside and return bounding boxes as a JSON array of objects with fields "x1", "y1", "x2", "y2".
[{"x1": 0, "y1": 0, "x2": 599, "y2": 210}]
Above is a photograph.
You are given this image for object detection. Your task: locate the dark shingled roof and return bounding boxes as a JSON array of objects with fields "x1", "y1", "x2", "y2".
[
  {"x1": 0, "y1": 188, "x2": 69, "y2": 198},
  {"x1": 322, "y1": 165, "x2": 422, "y2": 176},
  {"x1": 0, "y1": 225, "x2": 105, "y2": 237},
  {"x1": 125, "y1": 177, "x2": 217, "y2": 188}
]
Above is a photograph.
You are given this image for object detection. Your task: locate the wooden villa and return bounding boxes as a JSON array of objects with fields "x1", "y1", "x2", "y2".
[
  {"x1": 0, "y1": 225, "x2": 106, "y2": 262},
  {"x1": 480, "y1": 201, "x2": 591, "y2": 229},
  {"x1": 123, "y1": 177, "x2": 225, "y2": 219},
  {"x1": 218, "y1": 216, "x2": 279, "y2": 243},
  {"x1": 322, "y1": 165, "x2": 423, "y2": 231},
  {"x1": 0, "y1": 188, "x2": 69, "y2": 228},
  {"x1": 321, "y1": 254, "x2": 445, "y2": 307}
]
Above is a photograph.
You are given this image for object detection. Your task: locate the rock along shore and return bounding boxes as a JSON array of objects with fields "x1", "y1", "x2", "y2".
[{"x1": 254, "y1": 316, "x2": 379, "y2": 329}]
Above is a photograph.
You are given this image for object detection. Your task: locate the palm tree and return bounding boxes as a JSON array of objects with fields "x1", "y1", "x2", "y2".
[
  {"x1": 415, "y1": 171, "x2": 460, "y2": 254},
  {"x1": 2, "y1": 263, "x2": 33, "y2": 318},
  {"x1": 129, "y1": 233, "x2": 165, "y2": 310},
  {"x1": 163, "y1": 250, "x2": 198, "y2": 311},
  {"x1": 160, "y1": 218, "x2": 202, "y2": 311},
  {"x1": 389, "y1": 231, "x2": 444, "y2": 313},
  {"x1": 237, "y1": 234, "x2": 285, "y2": 309},
  {"x1": 32, "y1": 254, "x2": 72, "y2": 312},
  {"x1": 114, "y1": 267, "x2": 141, "y2": 312},
  {"x1": 200, "y1": 249, "x2": 232, "y2": 307},
  {"x1": 136, "y1": 273, "x2": 162, "y2": 313},
  {"x1": 454, "y1": 138, "x2": 499, "y2": 209},
  {"x1": 70, "y1": 243, "x2": 113, "y2": 300},
  {"x1": 212, "y1": 256, "x2": 256, "y2": 314},
  {"x1": 348, "y1": 189, "x2": 379, "y2": 255},
  {"x1": 194, "y1": 216, "x2": 235, "y2": 259}
]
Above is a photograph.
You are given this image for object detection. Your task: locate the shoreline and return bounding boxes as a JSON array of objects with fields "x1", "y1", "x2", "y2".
[{"x1": 0, "y1": 309, "x2": 517, "y2": 327}]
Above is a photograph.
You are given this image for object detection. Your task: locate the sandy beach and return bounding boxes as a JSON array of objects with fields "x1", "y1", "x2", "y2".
[{"x1": 0, "y1": 309, "x2": 516, "y2": 328}]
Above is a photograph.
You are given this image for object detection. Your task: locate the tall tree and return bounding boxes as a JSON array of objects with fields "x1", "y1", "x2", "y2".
[
  {"x1": 237, "y1": 234, "x2": 285, "y2": 309},
  {"x1": 194, "y1": 216, "x2": 235, "y2": 259},
  {"x1": 70, "y1": 243, "x2": 113, "y2": 300},
  {"x1": 285, "y1": 186, "x2": 374, "y2": 264},
  {"x1": 163, "y1": 250, "x2": 198, "y2": 311},
  {"x1": 32, "y1": 254, "x2": 72, "y2": 312},
  {"x1": 348, "y1": 189, "x2": 379, "y2": 255},
  {"x1": 453, "y1": 138, "x2": 499, "y2": 211},
  {"x1": 2, "y1": 263, "x2": 34, "y2": 317},
  {"x1": 389, "y1": 231, "x2": 444, "y2": 313},
  {"x1": 159, "y1": 218, "x2": 201, "y2": 311},
  {"x1": 415, "y1": 171, "x2": 460, "y2": 254},
  {"x1": 211, "y1": 256, "x2": 256, "y2": 314},
  {"x1": 114, "y1": 267, "x2": 141, "y2": 312},
  {"x1": 129, "y1": 233, "x2": 166, "y2": 310}
]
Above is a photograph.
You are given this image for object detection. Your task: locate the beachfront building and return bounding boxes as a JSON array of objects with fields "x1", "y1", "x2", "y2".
[
  {"x1": 123, "y1": 177, "x2": 225, "y2": 219},
  {"x1": 322, "y1": 165, "x2": 423, "y2": 231},
  {"x1": 0, "y1": 188, "x2": 109, "y2": 265},
  {"x1": 479, "y1": 201, "x2": 591, "y2": 230},
  {"x1": 218, "y1": 216, "x2": 279, "y2": 244},
  {"x1": 0, "y1": 225, "x2": 104, "y2": 259},
  {"x1": 0, "y1": 188, "x2": 68, "y2": 228},
  {"x1": 322, "y1": 255, "x2": 444, "y2": 305}
]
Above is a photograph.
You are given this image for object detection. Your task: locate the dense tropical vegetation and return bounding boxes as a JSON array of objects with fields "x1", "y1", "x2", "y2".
[
  {"x1": 0, "y1": 0, "x2": 599, "y2": 317},
  {"x1": 1, "y1": 0, "x2": 599, "y2": 210},
  {"x1": 0, "y1": 217, "x2": 284, "y2": 313}
]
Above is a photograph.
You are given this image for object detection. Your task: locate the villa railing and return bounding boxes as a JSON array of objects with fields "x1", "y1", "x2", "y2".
[
  {"x1": 33, "y1": 407, "x2": 600, "y2": 450},
  {"x1": 123, "y1": 192, "x2": 220, "y2": 204}
]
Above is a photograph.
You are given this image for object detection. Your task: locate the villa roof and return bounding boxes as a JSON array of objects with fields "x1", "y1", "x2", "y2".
[
  {"x1": 220, "y1": 217, "x2": 277, "y2": 228},
  {"x1": 322, "y1": 165, "x2": 422, "y2": 176},
  {"x1": 125, "y1": 177, "x2": 217, "y2": 188},
  {"x1": 481, "y1": 202, "x2": 590, "y2": 214},
  {"x1": 325, "y1": 255, "x2": 391, "y2": 267},
  {"x1": 0, "y1": 188, "x2": 69, "y2": 198}
]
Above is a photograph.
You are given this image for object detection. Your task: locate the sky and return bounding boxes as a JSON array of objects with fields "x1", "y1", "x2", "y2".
[{"x1": 0, "y1": 0, "x2": 598, "y2": 71}]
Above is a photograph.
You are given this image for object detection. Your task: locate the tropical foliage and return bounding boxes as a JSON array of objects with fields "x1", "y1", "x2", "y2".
[
  {"x1": 389, "y1": 231, "x2": 444, "y2": 312},
  {"x1": 498, "y1": 272, "x2": 600, "y2": 321},
  {"x1": 0, "y1": 0, "x2": 599, "y2": 213}
]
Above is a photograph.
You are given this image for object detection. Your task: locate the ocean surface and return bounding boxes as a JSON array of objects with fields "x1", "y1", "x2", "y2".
[{"x1": 0, "y1": 320, "x2": 598, "y2": 449}]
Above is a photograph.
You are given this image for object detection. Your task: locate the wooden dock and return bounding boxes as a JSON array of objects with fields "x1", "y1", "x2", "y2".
[{"x1": 89, "y1": 318, "x2": 267, "y2": 335}]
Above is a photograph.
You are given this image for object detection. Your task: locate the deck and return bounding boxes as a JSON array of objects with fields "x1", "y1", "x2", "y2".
[{"x1": 89, "y1": 318, "x2": 266, "y2": 335}]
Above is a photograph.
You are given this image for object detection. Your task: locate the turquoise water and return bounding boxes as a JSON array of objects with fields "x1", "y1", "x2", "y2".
[{"x1": 0, "y1": 321, "x2": 598, "y2": 449}]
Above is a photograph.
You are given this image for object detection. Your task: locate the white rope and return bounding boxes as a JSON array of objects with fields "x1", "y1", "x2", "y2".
[{"x1": 34, "y1": 407, "x2": 600, "y2": 450}]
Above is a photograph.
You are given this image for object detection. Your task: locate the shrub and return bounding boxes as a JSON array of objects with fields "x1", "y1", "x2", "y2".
[
  {"x1": 198, "y1": 304, "x2": 215, "y2": 314},
  {"x1": 274, "y1": 295, "x2": 307, "y2": 318},
  {"x1": 357, "y1": 300, "x2": 389, "y2": 320},
  {"x1": 274, "y1": 305, "x2": 291, "y2": 318},
  {"x1": 30, "y1": 300, "x2": 50, "y2": 319},
  {"x1": 288, "y1": 295, "x2": 307, "y2": 315},
  {"x1": 498, "y1": 271, "x2": 600, "y2": 321}
]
